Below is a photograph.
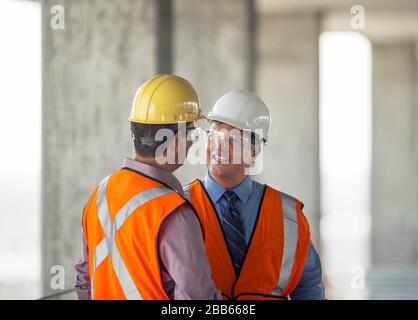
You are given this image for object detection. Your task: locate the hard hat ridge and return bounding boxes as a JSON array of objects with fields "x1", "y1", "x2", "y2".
[
  {"x1": 129, "y1": 74, "x2": 204, "y2": 124},
  {"x1": 207, "y1": 89, "x2": 270, "y2": 142}
]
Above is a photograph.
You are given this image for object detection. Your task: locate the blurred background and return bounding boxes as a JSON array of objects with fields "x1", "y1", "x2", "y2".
[{"x1": 0, "y1": 0, "x2": 417, "y2": 300}]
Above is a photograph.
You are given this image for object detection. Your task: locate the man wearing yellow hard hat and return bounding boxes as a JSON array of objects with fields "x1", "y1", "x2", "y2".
[{"x1": 75, "y1": 75, "x2": 221, "y2": 300}]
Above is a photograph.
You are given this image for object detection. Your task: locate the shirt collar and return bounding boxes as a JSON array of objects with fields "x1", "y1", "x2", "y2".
[
  {"x1": 123, "y1": 157, "x2": 184, "y2": 196},
  {"x1": 203, "y1": 172, "x2": 253, "y2": 204}
]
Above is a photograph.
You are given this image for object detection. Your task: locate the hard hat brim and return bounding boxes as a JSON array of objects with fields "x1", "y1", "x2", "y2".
[
  {"x1": 206, "y1": 114, "x2": 268, "y2": 143},
  {"x1": 129, "y1": 113, "x2": 206, "y2": 124}
]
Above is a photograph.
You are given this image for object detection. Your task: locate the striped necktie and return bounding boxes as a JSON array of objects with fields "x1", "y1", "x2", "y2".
[{"x1": 220, "y1": 190, "x2": 246, "y2": 273}]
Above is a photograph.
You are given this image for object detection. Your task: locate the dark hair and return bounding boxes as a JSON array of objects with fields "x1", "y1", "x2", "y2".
[{"x1": 130, "y1": 122, "x2": 179, "y2": 157}]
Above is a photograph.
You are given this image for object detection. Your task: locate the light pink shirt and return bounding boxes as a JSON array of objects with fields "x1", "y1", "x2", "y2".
[{"x1": 75, "y1": 158, "x2": 221, "y2": 300}]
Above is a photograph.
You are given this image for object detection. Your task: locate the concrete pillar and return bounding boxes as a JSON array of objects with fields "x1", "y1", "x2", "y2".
[
  {"x1": 42, "y1": 0, "x2": 161, "y2": 296},
  {"x1": 255, "y1": 12, "x2": 321, "y2": 240},
  {"x1": 372, "y1": 42, "x2": 418, "y2": 265},
  {"x1": 172, "y1": 0, "x2": 254, "y2": 184},
  {"x1": 414, "y1": 43, "x2": 418, "y2": 253}
]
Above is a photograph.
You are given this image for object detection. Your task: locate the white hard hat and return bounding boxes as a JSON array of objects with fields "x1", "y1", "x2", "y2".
[{"x1": 207, "y1": 89, "x2": 271, "y2": 142}]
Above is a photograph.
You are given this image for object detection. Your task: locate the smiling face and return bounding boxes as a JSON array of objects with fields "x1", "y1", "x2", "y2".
[{"x1": 206, "y1": 121, "x2": 256, "y2": 180}]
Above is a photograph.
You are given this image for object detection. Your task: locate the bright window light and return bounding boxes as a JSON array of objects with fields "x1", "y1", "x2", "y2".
[
  {"x1": 0, "y1": 0, "x2": 41, "y2": 299},
  {"x1": 319, "y1": 32, "x2": 372, "y2": 299}
]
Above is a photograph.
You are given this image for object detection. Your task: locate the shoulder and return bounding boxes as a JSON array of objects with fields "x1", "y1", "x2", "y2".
[
  {"x1": 264, "y1": 184, "x2": 305, "y2": 210},
  {"x1": 182, "y1": 179, "x2": 201, "y2": 201},
  {"x1": 259, "y1": 185, "x2": 307, "y2": 226},
  {"x1": 160, "y1": 202, "x2": 202, "y2": 238},
  {"x1": 182, "y1": 184, "x2": 191, "y2": 201}
]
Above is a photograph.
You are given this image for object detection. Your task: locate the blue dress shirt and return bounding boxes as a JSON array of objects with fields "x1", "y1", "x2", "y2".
[{"x1": 203, "y1": 173, "x2": 325, "y2": 300}]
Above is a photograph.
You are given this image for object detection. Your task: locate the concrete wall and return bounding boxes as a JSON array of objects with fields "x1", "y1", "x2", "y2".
[
  {"x1": 255, "y1": 12, "x2": 321, "y2": 240},
  {"x1": 41, "y1": 0, "x2": 160, "y2": 295},
  {"x1": 173, "y1": 5, "x2": 322, "y2": 239},
  {"x1": 372, "y1": 41, "x2": 418, "y2": 265},
  {"x1": 172, "y1": 0, "x2": 254, "y2": 184},
  {"x1": 39, "y1": 0, "x2": 418, "y2": 299},
  {"x1": 42, "y1": 3, "x2": 325, "y2": 295},
  {"x1": 415, "y1": 43, "x2": 418, "y2": 255}
]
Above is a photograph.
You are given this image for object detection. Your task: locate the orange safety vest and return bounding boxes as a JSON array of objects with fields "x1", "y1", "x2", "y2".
[
  {"x1": 183, "y1": 180, "x2": 311, "y2": 300},
  {"x1": 82, "y1": 168, "x2": 187, "y2": 300}
]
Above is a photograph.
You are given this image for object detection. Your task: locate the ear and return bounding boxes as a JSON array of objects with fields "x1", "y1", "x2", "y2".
[
  {"x1": 167, "y1": 131, "x2": 179, "y2": 156},
  {"x1": 252, "y1": 143, "x2": 262, "y2": 159},
  {"x1": 244, "y1": 143, "x2": 262, "y2": 168}
]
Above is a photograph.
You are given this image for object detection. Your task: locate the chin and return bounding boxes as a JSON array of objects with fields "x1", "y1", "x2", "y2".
[{"x1": 209, "y1": 163, "x2": 235, "y2": 178}]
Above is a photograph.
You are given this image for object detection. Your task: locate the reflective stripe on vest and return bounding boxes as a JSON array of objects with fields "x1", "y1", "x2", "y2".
[
  {"x1": 91, "y1": 175, "x2": 174, "y2": 300},
  {"x1": 183, "y1": 185, "x2": 191, "y2": 201},
  {"x1": 273, "y1": 192, "x2": 298, "y2": 295},
  {"x1": 185, "y1": 180, "x2": 310, "y2": 300}
]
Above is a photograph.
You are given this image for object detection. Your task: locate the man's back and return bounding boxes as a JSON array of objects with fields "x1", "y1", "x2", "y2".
[{"x1": 76, "y1": 159, "x2": 221, "y2": 300}]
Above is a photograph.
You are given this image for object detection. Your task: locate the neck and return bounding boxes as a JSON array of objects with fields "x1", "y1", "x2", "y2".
[
  {"x1": 134, "y1": 154, "x2": 180, "y2": 173},
  {"x1": 210, "y1": 171, "x2": 246, "y2": 189}
]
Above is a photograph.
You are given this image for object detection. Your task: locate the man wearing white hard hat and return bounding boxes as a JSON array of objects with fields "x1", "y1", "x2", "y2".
[{"x1": 184, "y1": 90, "x2": 325, "y2": 300}]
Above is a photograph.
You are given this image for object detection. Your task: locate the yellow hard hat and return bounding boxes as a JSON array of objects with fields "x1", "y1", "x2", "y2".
[{"x1": 129, "y1": 74, "x2": 205, "y2": 124}]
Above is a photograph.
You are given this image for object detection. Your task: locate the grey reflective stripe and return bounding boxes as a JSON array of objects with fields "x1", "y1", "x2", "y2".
[
  {"x1": 272, "y1": 192, "x2": 298, "y2": 296},
  {"x1": 183, "y1": 184, "x2": 191, "y2": 201},
  {"x1": 94, "y1": 237, "x2": 109, "y2": 272},
  {"x1": 113, "y1": 187, "x2": 173, "y2": 230},
  {"x1": 91, "y1": 175, "x2": 111, "y2": 297},
  {"x1": 91, "y1": 176, "x2": 174, "y2": 300}
]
